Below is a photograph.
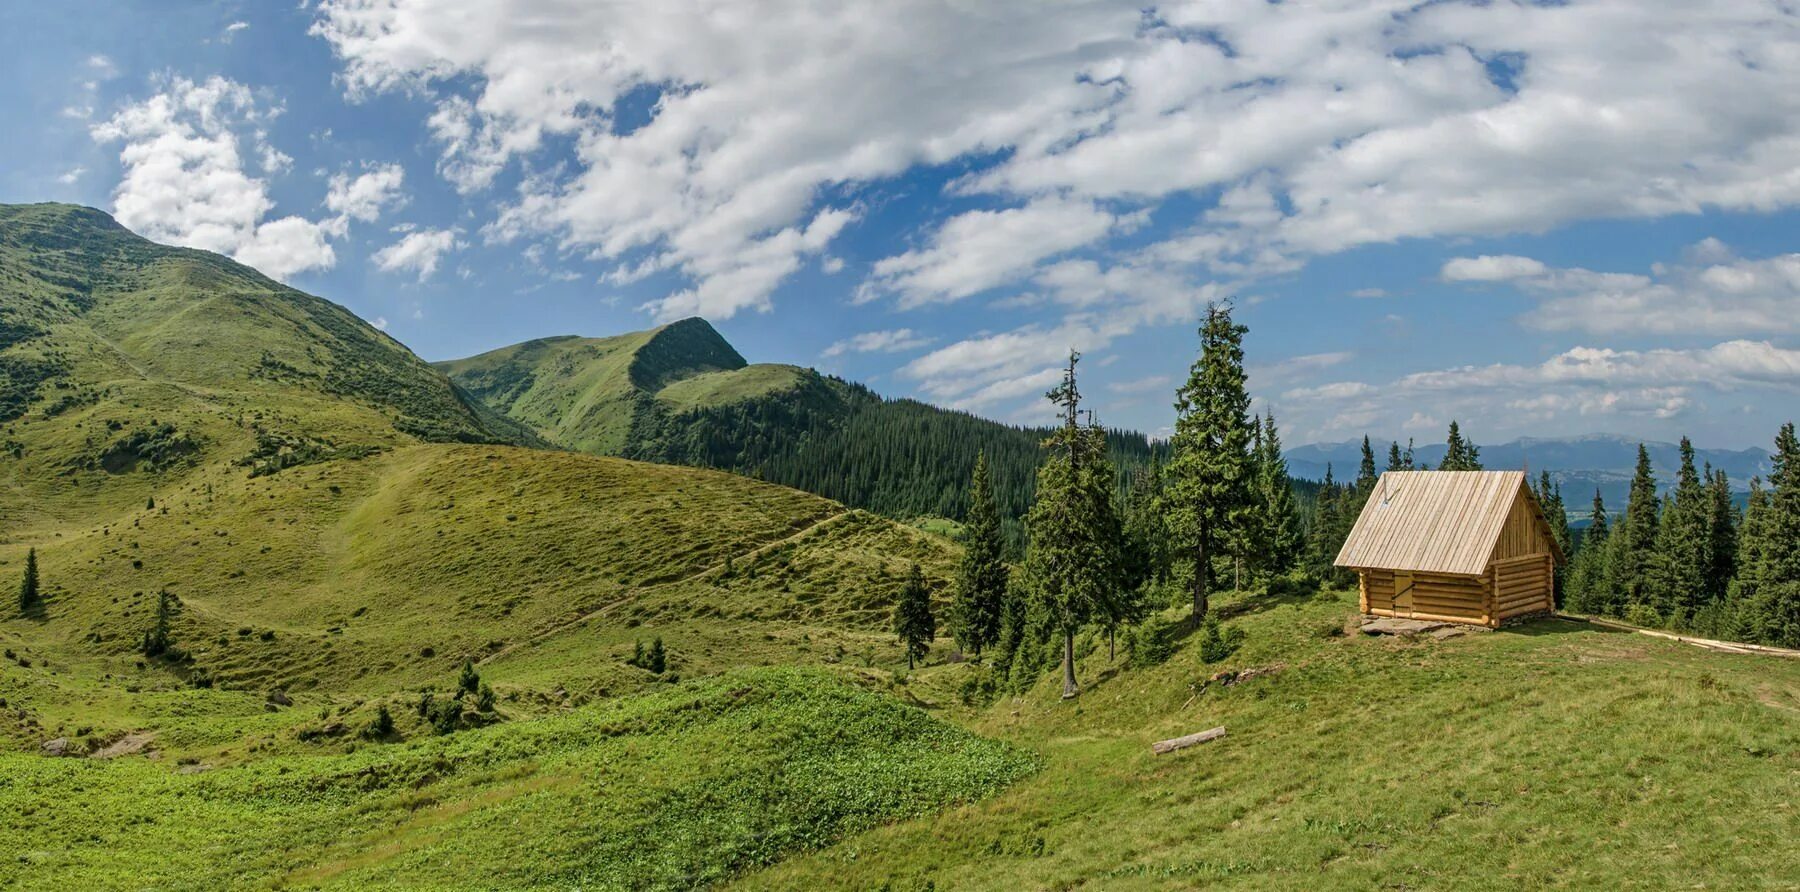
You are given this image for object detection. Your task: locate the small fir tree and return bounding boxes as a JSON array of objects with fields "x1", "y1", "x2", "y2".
[
  {"x1": 1439, "y1": 421, "x2": 1482, "y2": 470},
  {"x1": 458, "y1": 660, "x2": 480, "y2": 695},
  {"x1": 893, "y1": 562, "x2": 935, "y2": 670},
  {"x1": 17, "y1": 548, "x2": 39, "y2": 615},
  {"x1": 951, "y1": 452, "x2": 1009, "y2": 656}
]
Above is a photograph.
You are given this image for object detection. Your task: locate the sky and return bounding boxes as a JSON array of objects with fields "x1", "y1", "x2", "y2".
[{"x1": 3, "y1": 0, "x2": 1797, "y2": 450}]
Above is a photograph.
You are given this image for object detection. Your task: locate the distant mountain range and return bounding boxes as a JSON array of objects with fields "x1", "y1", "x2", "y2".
[{"x1": 1287, "y1": 434, "x2": 1775, "y2": 513}]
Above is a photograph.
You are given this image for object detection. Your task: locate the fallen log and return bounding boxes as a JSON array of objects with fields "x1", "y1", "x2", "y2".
[{"x1": 1151, "y1": 726, "x2": 1226, "y2": 755}]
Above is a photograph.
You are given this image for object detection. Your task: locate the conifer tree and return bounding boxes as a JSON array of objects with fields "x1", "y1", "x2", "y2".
[
  {"x1": 1567, "y1": 490, "x2": 1609, "y2": 613},
  {"x1": 142, "y1": 589, "x2": 175, "y2": 658},
  {"x1": 1761, "y1": 423, "x2": 1800, "y2": 645},
  {"x1": 1166, "y1": 304, "x2": 1255, "y2": 623},
  {"x1": 1356, "y1": 435, "x2": 1379, "y2": 496},
  {"x1": 646, "y1": 637, "x2": 667, "y2": 674},
  {"x1": 1648, "y1": 437, "x2": 1708, "y2": 620},
  {"x1": 951, "y1": 452, "x2": 1008, "y2": 656},
  {"x1": 1401, "y1": 438, "x2": 1416, "y2": 470},
  {"x1": 1439, "y1": 421, "x2": 1482, "y2": 470},
  {"x1": 1022, "y1": 352, "x2": 1123, "y2": 696},
  {"x1": 459, "y1": 660, "x2": 480, "y2": 695},
  {"x1": 1535, "y1": 472, "x2": 1571, "y2": 607},
  {"x1": 1605, "y1": 444, "x2": 1660, "y2": 615},
  {"x1": 894, "y1": 562, "x2": 935, "y2": 670},
  {"x1": 1731, "y1": 476, "x2": 1772, "y2": 640},
  {"x1": 1386, "y1": 441, "x2": 1404, "y2": 472},
  {"x1": 1704, "y1": 467, "x2": 1737, "y2": 604},
  {"x1": 1307, "y1": 463, "x2": 1342, "y2": 581},
  {"x1": 17, "y1": 548, "x2": 39, "y2": 615},
  {"x1": 1256, "y1": 413, "x2": 1302, "y2": 576}
]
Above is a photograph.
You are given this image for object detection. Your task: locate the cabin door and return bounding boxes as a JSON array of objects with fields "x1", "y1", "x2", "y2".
[{"x1": 1393, "y1": 571, "x2": 1415, "y2": 617}]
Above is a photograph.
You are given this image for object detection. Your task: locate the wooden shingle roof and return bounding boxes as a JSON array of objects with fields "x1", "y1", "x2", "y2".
[{"x1": 1333, "y1": 470, "x2": 1558, "y2": 576}]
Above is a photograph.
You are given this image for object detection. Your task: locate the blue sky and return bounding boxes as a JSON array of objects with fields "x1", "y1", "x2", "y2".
[{"x1": 4, "y1": 0, "x2": 1798, "y2": 450}]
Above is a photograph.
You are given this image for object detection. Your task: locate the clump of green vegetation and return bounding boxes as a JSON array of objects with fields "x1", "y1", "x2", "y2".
[
  {"x1": 0, "y1": 668, "x2": 1036, "y2": 889},
  {"x1": 236, "y1": 430, "x2": 381, "y2": 477},
  {"x1": 628, "y1": 637, "x2": 668, "y2": 673},
  {"x1": 1197, "y1": 615, "x2": 1243, "y2": 664}
]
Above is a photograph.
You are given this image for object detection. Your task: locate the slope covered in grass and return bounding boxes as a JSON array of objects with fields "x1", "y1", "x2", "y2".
[
  {"x1": 0, "y1": 667, "x2": 1037, "y2": 891},
  {"x1": 741, "y1": 588, "x2": 1800, "y2": 890},
  {"x1": 0, "y1": 203, "x2": 532, "y2": 536},
  {"x1": 0, "y1": 443, "x2": 956, "y2": 706}
]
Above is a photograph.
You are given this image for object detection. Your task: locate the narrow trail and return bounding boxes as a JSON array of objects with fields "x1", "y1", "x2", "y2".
[{"x1": 477, "y1": 509, "x2": 853, "y2": 666}]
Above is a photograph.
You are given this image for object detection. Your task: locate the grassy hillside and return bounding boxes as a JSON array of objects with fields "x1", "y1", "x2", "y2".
[
  {"x1": 743, "y1": 589, "x2": 1800, "y2": 890},
  {"x1": 0, "y1": 667, "x2": 1036, "y2": 890},
  {"x1": 0, "y1": 203, "x2": 532, "y2": 536}
]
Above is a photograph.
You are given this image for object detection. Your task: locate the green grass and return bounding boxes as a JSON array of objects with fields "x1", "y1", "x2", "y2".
[
  {"x1": 0, "y1": 667, "x2": 1037, "y2": 890},
  {"x1": 740, "y1": 589, "x2": 1800, "y2": 890},
  {"x1": 655, "y1": 363, "x2": 811, "y2": 411}
]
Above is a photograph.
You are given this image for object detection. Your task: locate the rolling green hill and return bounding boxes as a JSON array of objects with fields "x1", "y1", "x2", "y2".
[
  {"x1": 0, "y1": 202, "x2": 535, "y2": 535},
  {"x1": 440, "y1": 319, "x2": 1164, "y2": 540}
]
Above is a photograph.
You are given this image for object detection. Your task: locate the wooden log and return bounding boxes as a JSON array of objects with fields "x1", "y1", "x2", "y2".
[{"x1": 1152, "y1": 726, "x2": 1226, "y2": 755}]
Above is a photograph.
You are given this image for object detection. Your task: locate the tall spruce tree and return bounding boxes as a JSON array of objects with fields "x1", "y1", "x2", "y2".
[
  {"x1": 1760, "y1": 423, "x2": 1800, "y2": 645},
  {"x1": 1606, "y1": 444, "x2": 1660, "y2": 616},
  {"x1": 1386, "y1": 441, "x2": 1404, "y2": 472},
  {"x1": 893, "y1": 562, "x2": 935, "y2": 670},
  {"x1": 1535, "y1": 472, "x2": 1571, "y2": 607},
  {"x1": 1166, "y1": 303, "x2": 1255, "y2": 623},
  {"x1": 1255, "y1": 413, "x2": 1303, "y2": 577},
  {"x1": 1356, "y1": 436, "x2": 1379, "y2": 497},
  {"x1": 1439, "y1": 421, "x2": 1482, "y2": 470},
  {"x1": 17, "y1": 547, "x2": 39, "y2": 615},
  {"x1": 1567, "y1": 490, "x2": 1609, "y2": 613},
  {"x1": 1308, "y1": 463, "x2": 1342, "y2": 581},
  {"x1": 1401, "y1": 438, "x2": 1416, "y2": 470},
  {"x1": 1704, "y1": 467, "x2": 1737, "y2": 604},
  {"x1": 1648, "y1": 437, "x2": 1708, "y2": 620},
  {"x1": 1024, "y1": 351, "x2": 1121, "y2": 697},
  {"x1": 951, "y1": 452, "x2": 1008, "y2": 656}
]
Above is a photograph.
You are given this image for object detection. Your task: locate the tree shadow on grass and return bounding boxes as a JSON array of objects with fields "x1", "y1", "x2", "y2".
[{"x1": 1502, "y1": 613, "x2": 1627, "y2": 637}]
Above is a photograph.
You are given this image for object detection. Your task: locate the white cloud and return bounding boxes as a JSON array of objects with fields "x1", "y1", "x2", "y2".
[
  {"x1": 309, "y1": 0, "x2": 1800, "y2": 325},
  {"x1": 1440, "y1": 255, "x2": 1548, "y2": 282},
  {"x1": 224, "y1": 21, "x2": 251, "y2": 41},
  {"x1": 868, "y1": 198, "x2": 1121, "y2": 308},
  {"x1": 323, "y1": 162, "x2": 407, "y2": 232},
  {"x1": 91, "y1": 75, "x2": 337, "y2": 280},
  {"x1": 1443, "y1": 242, "x2": 1800, "y2": 335},
  {"x1": 56, "y1": 166, "x2": 86, "y2": 185},
  {"x1": 372, "y1": 315, "x2": 390, "y2": 330},
  {"x1": 821, "y1": 328, "x2": 934, "y2": 358},
  {"x1": 373, "y1": 227, "x2": 463, "y2": 281},
  {"x1": 91, "y1": 75, "x2": 413, "y2": 282},
  {"x1": 1350, "y1": 287, "x2": 1386, "y2": 299}
]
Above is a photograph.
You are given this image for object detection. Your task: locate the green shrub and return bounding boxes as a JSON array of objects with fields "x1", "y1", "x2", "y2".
[
  {"x1": 1126, "y1": 614, "x2": 1175, "y2": 668},
  {"x1": 1199, "y1": 616, "x2": 1244, "y2": 664}
]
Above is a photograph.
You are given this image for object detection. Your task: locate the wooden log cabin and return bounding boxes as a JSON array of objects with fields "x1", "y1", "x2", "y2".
[{"x1": 1334, "y1": 471, "x2": 1564, "y2": 628}]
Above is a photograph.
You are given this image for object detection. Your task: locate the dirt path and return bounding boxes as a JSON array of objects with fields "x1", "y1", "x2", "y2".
[{"x1": 477, "y1": 509, "x2": 852, "y2": 666}]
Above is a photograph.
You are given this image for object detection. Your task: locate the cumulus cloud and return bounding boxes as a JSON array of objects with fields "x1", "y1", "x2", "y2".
[
  {"x1": 56, "y1": 166, "x2": 85, "y2": 185},
  {"x1": 373, "y1": 227, "x2": 463, "y2": 281},
  {"x1": 91, "y1": 75, "x2": 410, "y2": 282},
  {"x1": 1440, "y1": 255, "x2": 1549, "y2": 282},
  {"x1": 868, "y1": 199, "x2": 1122, "y2": 308},
  {"x1": 821, "y1": 328, "x2": 934, "y2": 359},
  {"x1": 306, "y1": 0, "x2": 1800, "y2": 419},
  {"x1": 91, "y1": 75, "x2": 339, "y2": 280},
  {"x1": 1444, "y1": 241, "x2": 1800, "y2": 335},
  {"x1": 323, "y1": 162, "x2": 407, "y2": 233}
]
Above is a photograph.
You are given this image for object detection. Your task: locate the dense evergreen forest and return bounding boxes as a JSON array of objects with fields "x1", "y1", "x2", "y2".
[{"x1": 623, "y1": 376, "x2": 1165, "y2": 549}]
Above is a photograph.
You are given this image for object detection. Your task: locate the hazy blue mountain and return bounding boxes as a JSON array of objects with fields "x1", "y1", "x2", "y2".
[{"x1": 1286, "y1": 433, "x2": 1775, "y2": 516}]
